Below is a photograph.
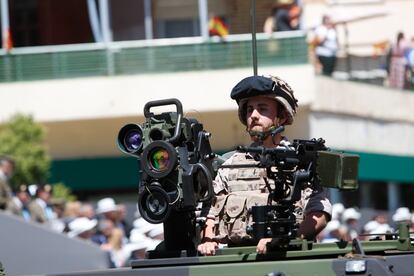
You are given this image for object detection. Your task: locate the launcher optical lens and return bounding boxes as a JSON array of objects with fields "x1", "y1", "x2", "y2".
[
  {"x1": 142, "y1": 141, "x2": 177, "y2": 178},
  {"x1": 117, "y1": 124, "x2": 144, "y2": 154},
  {"x1": 138, "y1": 184, "x2": 171, "y2": 223},
  {"x1": 150, "y1": 148, "x2": 170, "y2": 172},
  {"x1": 125, "y1": 130, "x2": 142, "y2": 152}
]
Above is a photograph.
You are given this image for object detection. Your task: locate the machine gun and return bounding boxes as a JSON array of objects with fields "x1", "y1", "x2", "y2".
[
  {"x1": 117, "y1": 98, "x2": 215, "y2": 257},
  {"x1": 233, "y1": 126, "x2": 360, "y2": 249}
]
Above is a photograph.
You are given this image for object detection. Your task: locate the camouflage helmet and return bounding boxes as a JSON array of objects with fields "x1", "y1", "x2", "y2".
[{"x1": 230, "y1": 75, "x2": 298, "y2": 125}]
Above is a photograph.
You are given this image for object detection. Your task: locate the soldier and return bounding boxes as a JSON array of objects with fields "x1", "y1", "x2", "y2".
[
  {"x1": 198, "y1": 75, "x2": 332, "y2": 255},
  {"x1": 0, "y1": 156, "x2": 15, "y2": 210},
  {"x1": 6, "y1": 184, "x2": 31, "y2": 221},
  {"x1": 28, "y1": 184, "x2": 55, "y2": 223}
]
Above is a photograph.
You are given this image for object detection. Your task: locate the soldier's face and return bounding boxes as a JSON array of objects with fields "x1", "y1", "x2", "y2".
[{"x1": 246, "y1": 96, "x2": 278, "y2": 134}]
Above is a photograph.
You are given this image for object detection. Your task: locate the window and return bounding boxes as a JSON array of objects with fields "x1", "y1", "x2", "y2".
[{"x1": 156, "y1": 19, "x2": 200, "y2": 38}]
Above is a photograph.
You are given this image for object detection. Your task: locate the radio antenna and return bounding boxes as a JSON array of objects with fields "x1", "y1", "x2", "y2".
[{"x1": 250, "y1": 0, "x2": 258, "y2": 76}]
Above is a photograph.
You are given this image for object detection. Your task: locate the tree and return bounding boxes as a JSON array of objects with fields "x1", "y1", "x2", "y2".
[{"x1": 0, "y1": 114, "x2": 50, "y2": 188}]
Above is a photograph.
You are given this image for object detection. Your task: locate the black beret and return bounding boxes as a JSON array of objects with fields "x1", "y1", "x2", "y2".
[{"x1": 230, "y1": 76, "x2": 274, "y2": 102}]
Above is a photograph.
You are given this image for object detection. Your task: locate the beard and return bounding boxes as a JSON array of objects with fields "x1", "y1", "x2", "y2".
[
  {"x1": 246, "y1": 123, "x2": 276, "y2": 143},
  {"x1": 247, "y1": 122, "x2": 273, "y2": 133}
]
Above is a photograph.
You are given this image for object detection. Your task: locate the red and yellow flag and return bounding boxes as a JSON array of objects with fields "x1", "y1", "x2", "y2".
[{"x1": 209, "y1": 16, "x2": 229, "y2": 38}]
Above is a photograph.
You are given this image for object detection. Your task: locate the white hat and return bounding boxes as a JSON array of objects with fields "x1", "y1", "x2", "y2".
[
  {"x1": 68, "y1": 217, "x2": 97, "y2": 238},
  {"x1": 363, "y1": 220, "x2": 380, "y2": 233},
  {"x1": 133, "y1": 218, "x2": 159, "y2": 234},
  {"x1": 129, "y1": 229, "x2": 148, "y2": 243},
  {"x1": 148, "y1": 224, "x2": 164, "y2": 238},
  {"x1": 126, "y1": 230, "x2": 160, "y2": 255},
  {"x1": 126, "y1": 238, "x2": 160, "y2": 254},
  {"x1": 392, "y1": 207, "x2": 411, "y2": 222},
  {"x1": 324, "y1": 220, "x2": 341, "y2": 233},
  {"x1": 331, "y1": 203, "x2": 345, "y2": 221},
  {"x1": 342, "y1": 208, "x2": 361, "y2": 222},
  {"x1": 124, "y1": 241, "x2": 149, "y2": 253},
  {"x1": 96, "y1": 197, "x2": 118, "y2": 214},
  {"x1": 28, "y1": 184, "x2": 38, "y2": 197},
  {"x1": 146, "y1": 239, "x2": 161, "y2": 251},
  {"x1": 370, "y1": 223, "x2": 393, "y2": 234}
]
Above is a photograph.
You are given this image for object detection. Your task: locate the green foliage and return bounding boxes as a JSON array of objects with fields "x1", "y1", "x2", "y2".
[
  {"x1": 0, "y1": 114, "x2": 50, "y2": 188},
  {"x1": 51, "y1": 182, "x2": 77, "y2": 202}
]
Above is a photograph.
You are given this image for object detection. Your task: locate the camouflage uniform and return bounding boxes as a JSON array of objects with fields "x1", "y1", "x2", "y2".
[
  {"x1": 208, "y1": 139, "x2": 332, "y2": 245},
  {"x1": 205, "y1": 75, "x2": 331, "y2": 245}
]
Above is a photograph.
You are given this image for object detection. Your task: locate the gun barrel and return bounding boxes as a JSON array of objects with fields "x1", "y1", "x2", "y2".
[{"x1": 237, "y1": 145, "x2": 294, "y2": 154}]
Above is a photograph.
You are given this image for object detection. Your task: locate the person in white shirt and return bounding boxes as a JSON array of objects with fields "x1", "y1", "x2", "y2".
[{"x1": 314, "y1": 15, "x2": 338, "y2": 76}]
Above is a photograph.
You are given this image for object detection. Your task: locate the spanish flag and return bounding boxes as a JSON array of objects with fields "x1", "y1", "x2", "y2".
[{"x1": 208, "y1": 16, "x2": 229, "y2": 38}]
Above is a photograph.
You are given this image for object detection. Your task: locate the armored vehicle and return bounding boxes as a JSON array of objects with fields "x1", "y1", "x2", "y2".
[{"x1": 45, "y1": 98, "x2": 414, "y2": 276}]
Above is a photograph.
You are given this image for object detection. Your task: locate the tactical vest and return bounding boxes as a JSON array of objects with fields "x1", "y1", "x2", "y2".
[{"x1": 211, "y1": 151, "x2": 307, "y2": 244}]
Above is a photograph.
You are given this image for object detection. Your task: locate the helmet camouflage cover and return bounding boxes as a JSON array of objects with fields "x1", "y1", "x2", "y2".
[{"x1": 230, "y1": 75, "x2": 298, "y2": 125}]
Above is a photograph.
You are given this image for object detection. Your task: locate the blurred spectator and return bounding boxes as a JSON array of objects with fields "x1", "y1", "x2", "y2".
[
  {"x1": 132, "y1": 217, "x2": 159, "y2": 237},
  {"x1": 411, "y1": 213, "x2": 414, "y2": 235},
  {"x1": 126, "y1": 230, "x2": 158, "y2": 262},
  {"x1": 264, "y1": 0, "x2": 301, "y2": 33},
  {"x1": 404, "y1": 37, "x2": 414, "y2": 89},
  {"x1": 96, "y1": 197, "x2": 127, "y2": 239},
  {"x1": 388, "y1": 32, "x2": 410, "y2": 89},
  {"x1": 63, "y1": 201, "x2": 82, "y2": 222},
  {"x1": 263, "y1": 11, "x2": 275, "y2": 34},
  {"x1": 331, "y1": 203, "x2": 345, "y2": 222},
  {"x1": 312, "y1": 14, "x2": 338, "y2": 76},
  {"x1": 362, "y1": 214, "x2": 393, "y2": 240},
  {"x1": 342, "y1": 208, "x2": 361, "y2": 240},
  {"x1": 68, "y1": 217, "x2": 97, "y2": 241},
  {"x1": 117, "y1": 203, "x2": 133, "y2": 239},
  {"x1": 28, "y1": 184, "x2": 56, "y2": 224},
  {"x1": 148, "y1": 224, "x2": 164, "y2": 241},
  {"x1": 392, "y1": 207, "x2": 412, "y2": 226},
  {"x1": 92, "y1": 218, "x2": 115, "y2": 245},
  {"x1": 51, "y1": 198, "x2": 66, "y2": 217},
  {"x1": 101, "y1": 227, "x2": 128, "y2": 267},
  {"x1": 0, "y1": 156, "x2": 15, "y2": 210},
  {"x1": 48, "y1": 198, "x2": 67, "y2": 233},
  {"x1": 320, "y1": 220, "x2": 346, "y2": 243},
  {"x1": 6, "y1": 184, "x2": 31, "y2": 221},
  {"x1": 79, "y1": 203, "x2": 96, "y2": 220},
  {"x1": 97, "y1": 197, "x2": 119, "y2": 222},
  {"x1": 392, "y1": 207, "x2": 414, "y2": 239},
  {"x1": 127, "y1": 242, "x2": 150, "y2": 261}
]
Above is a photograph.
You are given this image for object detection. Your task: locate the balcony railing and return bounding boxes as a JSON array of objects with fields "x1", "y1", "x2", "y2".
[{"x1": 0, "y1": 31, "x2": 308, "y2": 83}]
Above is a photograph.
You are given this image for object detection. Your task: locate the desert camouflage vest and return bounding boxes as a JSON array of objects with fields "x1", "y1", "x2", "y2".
[{"x1": 212, "y1": 151, "x2": 306, "y2": 244}]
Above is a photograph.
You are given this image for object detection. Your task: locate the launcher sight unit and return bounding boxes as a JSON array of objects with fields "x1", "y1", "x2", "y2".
[{"x1": 117, "y1": 98, "x2": 215, "y2": 256}]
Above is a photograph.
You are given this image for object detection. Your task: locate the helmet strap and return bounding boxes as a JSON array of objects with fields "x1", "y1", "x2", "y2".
[
  {"x1": 246, "y1": 124, "x2": 286, "y2": 145},
  {"x1": 270, "y1": 125, "x2": 285, "y2": 145}
]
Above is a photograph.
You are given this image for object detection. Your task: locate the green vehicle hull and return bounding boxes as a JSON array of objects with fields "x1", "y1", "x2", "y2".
[{"x1": 49, "y1": 226, "x2": 414, "y2": 276}]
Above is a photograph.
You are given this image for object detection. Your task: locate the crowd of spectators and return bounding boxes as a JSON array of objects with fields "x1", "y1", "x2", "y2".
[
  {"x1": 306, "y1": 14, "x2": 414, "y2": 91},
  {"x1": 3, "y1": 180, "x2": 414, "y2": 266},
  {"x1": 2, "y1": 183, "x2": 162, "y2": 268},
  {"x1": 318, "y1": 203, "x2": 414, "y2": 243}
]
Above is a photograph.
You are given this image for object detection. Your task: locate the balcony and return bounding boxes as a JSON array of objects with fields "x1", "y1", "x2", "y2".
[{"x1": 0, "y1": 31, "x2": 308, "y2": 83}]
